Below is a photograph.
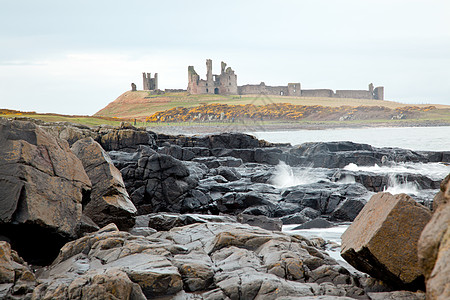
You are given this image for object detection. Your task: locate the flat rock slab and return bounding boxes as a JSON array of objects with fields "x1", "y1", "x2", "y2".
[{"x1": 341, "y1": 192, "x2": 432, "y2": 289}]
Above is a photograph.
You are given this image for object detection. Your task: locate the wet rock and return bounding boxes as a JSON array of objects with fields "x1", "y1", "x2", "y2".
[
  {"x1": 236, "y1": 213, "x2": 282, "y2": 231},
  {"x1": 147, "y1": 213, "x2": 237, "y2": 231},
  {"x1": 0, "y1": 118, "x2": 91, "y2": 265},
  {"x1": 293, "y1": 218, "x2": 334, "y2": 230},
  {"x1": 291, "y1": 141, "x2": 429, "y2": 168},
  {"x1": 216, "y1": 166, "x2": 242, "y2": 182},
  {"x1": 192, "y1": 156, "x2": 243, "y2": 168},
  {"x1": 279, "y1": 182, "x2": 369, "y2": 217},
  {"x1": 122, "y1": 152, "x2": 198, "y2": 214},
  {"x1": 158, "y1": 144, "x2": 195, "y2": 161},
  {"x1": 281, "y1": 212, "x2": 310, "y2": 225},
  {"x1": 341, "y1": 192, "x2": 432, "y2": 289},
  {"x1": 217, "y1": 192, "x2": 277, "y2": 215},
  {"x1": 331, "y1": 198, "x2": 367, "y2": 221},
  {"x1": 71, "y1": 138, "x2": 137, "y2": 230}
]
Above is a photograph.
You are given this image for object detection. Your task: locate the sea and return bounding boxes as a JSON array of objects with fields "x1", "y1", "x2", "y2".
[
  {"x1": 248, "y1": 126, "x2": 450, "y2": 264},
  {"x1": 249, "y1": 126, "x2": 450, "y2": 151}
]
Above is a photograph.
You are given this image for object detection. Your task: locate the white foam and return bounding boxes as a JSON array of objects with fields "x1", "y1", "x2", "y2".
[
  {"x1": 343, "y1": 162, "x2": 450, "y2": 181},
  {"x1": 270, "y1": 162, "x2": 320, "y2": 188}
]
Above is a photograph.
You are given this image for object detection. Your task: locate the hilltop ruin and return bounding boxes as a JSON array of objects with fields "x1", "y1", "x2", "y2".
[
  {"x1": 187, "y1": 59, "x2": 384, "y2": 100},
  {"x1": 135, "y1": 59, "x2": 384, "y2": 100}
]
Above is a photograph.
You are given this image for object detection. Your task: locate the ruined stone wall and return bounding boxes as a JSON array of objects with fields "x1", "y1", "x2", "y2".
[
  {"x1": 301, "y1": 89, "x2": 334, "y2": 97},
  {"x1": 238, "y1": 83, "x2": 267, "y2": 95},
  {"x1": 374, "y1": 87, "x2": 384, "y2": 100},
  {"x1": 165, "y1": 89, "x2": 187, "y2": 93},
  {"x1": 335, "y1": 90, "x2": 373, "y2": 99}
]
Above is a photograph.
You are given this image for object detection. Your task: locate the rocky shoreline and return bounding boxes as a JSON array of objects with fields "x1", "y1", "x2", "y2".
[{"x1": 0, "y1": 117, "x2": 449, "y2": 299}]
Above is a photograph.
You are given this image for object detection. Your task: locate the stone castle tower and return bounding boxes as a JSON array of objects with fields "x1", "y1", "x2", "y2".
[
  {"x1": 143, "y1": 72, "x2": 158, "y2": 90},
  {"x1": 187, "y1": 59, "x2": 238, "y2": 95}
]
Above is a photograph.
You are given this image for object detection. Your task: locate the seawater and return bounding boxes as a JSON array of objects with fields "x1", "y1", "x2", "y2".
[
  {"x1": 262, "y1": 126, "x2": 450, "y2": 260},
  {"x1": 250, "y1": 126, "x2": 450, "y2": 151}
]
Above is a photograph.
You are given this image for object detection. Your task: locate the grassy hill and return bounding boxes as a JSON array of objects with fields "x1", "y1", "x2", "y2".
[
  {"x1": 2, "y1": 91, "x2": 449, "y2": 130},
  {"x1": 95, "y1": 91, "x2": 449, "y2": 121}
]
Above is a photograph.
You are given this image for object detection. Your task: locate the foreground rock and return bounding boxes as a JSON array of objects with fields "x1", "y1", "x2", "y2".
[
  {"x1": 418, "y1": 174, "x2": 450, "y2": 300},
  {"x1": 0, "y1": 241, "x2": 36, "y2": 299},
  {"x1": 33, "y1": 222, "x2": 370, "y2": 299},
  {"x1": 71, "y1": 137, "x2": 137, "y2": 230},
  {"x1": 341, "y1": 192, "x2": 432, "y2": 289},
  {"x1": 0, "y1": 118, "x2": 91, "y2": 265}
]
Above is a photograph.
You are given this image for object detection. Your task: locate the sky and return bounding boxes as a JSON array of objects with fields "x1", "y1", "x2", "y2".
[{"x1": 1, "y1": 0, "x2": 449, "y2": 115}]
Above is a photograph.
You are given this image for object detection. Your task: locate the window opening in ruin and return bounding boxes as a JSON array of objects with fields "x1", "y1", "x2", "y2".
[
  {"x1": 280, "y1": 91, "x2": 284, "y2": 96},
  {"x1": 206, "y1": 88, "x2": 209, "y2": 93},
  {"x1": 214, "y1": 88, "x2": 219, "y2": 94},
  {"x1": 294, "y1": 89, "x2": 296, "y2": 93}
]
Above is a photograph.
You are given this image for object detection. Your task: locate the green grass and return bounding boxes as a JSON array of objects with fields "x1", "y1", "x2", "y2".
[{"x1": 0, "y1": 114, "x2": 124, "y2": 126}]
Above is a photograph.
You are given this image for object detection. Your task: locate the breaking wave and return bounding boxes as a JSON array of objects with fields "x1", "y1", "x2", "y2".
[{"x1": 270, "y1": 162, "x2": 321, "y2": 188}]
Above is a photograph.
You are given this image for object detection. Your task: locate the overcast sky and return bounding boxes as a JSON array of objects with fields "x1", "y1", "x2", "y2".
[{"x1": 1, "y1": 0, "x2": 449, "y2": 115}]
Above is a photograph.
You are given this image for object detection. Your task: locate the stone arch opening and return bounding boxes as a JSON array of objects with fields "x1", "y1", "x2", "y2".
[{"x1": 214, "y1": 88, "x2": 219, "y2": 94}]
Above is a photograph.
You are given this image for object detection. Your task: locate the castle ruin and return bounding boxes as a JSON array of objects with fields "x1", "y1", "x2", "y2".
[
  {"x1": 187, "y1": 59, "x2": 384, "y2": 100},
  {"x1": 187, "y1": 59, "x2": 238, "y2": 95},
  {"x1": 143, "y1": 72, "x2": 158, "y2": 90}
]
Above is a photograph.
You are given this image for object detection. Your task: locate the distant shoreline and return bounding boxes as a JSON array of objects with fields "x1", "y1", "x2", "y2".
[{"x1": 148, "y1": 120, "x2": 450, "y2": 135}]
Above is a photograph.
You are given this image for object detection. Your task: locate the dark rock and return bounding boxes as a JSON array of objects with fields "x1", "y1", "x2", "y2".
[
  {"x1": 99, "y1": 127, "x2": 156, "y2": 151},
  {"x1": 236, "y1": 213, "x2": 282, "y2": 231},
  {"x1": 216, "y1": 166, "x2": 242, "y2": 182},
  {"x1": 217, "y1": 192, "x2": 277, "y2": 215},
  {"x1": 121, "y1": 152, "x2": 198, "y2": 214},
  {"x1": 192, "y1": 156, "x2": 243, "y2": 168},
  {"x1": 293, "y1": 218, "x2": 334, "y2": 230},
  {"x1": 76, "y1": 214, "x2": 100, "y2": 236},
  {"x1": 147, "y1": 213, "x2": 237, "y2": 231},
  {"x1": 331, "y1": 198, "x2": 367, "y2": 221},
  {"x1": 290, "y1": 141, "x2": 430, "y2": 168},
  {"x1": 280, "y1": 182, "x2": 369, "y2": 216},
  {"x1": 281, "y1": 212, "x2": 310, "y2": 225}
]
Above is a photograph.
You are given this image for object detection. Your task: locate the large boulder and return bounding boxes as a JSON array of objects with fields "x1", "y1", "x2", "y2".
[
  {"x1": 121, "y1": 151, "x2": 198, "y2": 214},
  {"x1": 417, "y1": 174, "x2": 450, "y2": 300},
  {"x1": 71, "y1": 138, "x2": 137, "y2": 230},
  {"x1": 0, "y1": 119, "x2": 91, "y2": 265},
  {"x1": 341, "y1": 192, "x2": 432, "y2": 289}
]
